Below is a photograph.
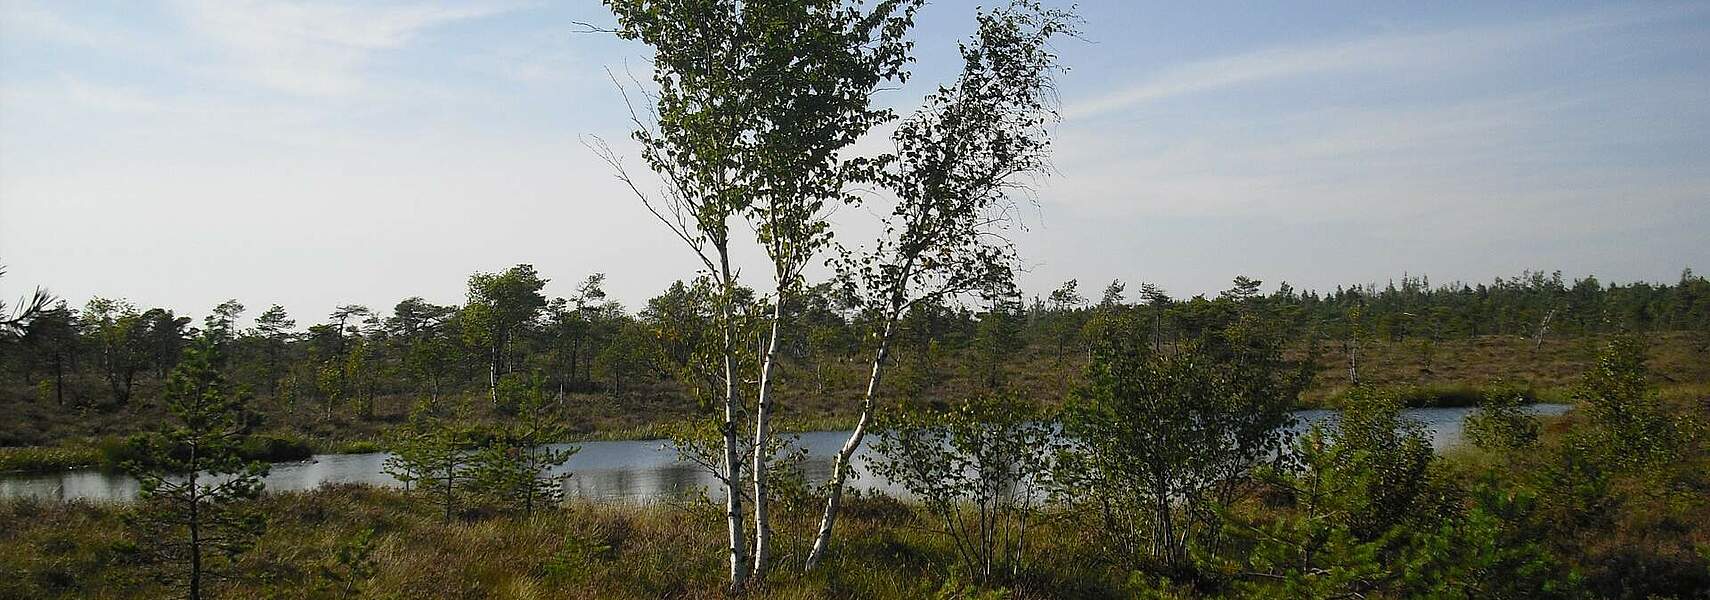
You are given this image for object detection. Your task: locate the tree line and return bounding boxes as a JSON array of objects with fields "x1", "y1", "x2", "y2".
[{"x1": 3, "y1": 266, "x2": 1705, "y2": 417}]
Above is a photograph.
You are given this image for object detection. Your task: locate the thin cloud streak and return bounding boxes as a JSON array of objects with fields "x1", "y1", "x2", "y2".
[
  {"x1": 1064, "y1": 4, "x2": 1701, "y2": 120},
  {"x1": 167, "y1": 0, "x2": 526, "y2": 97}
]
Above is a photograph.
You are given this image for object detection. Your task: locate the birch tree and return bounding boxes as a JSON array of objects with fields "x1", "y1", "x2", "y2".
[
  {"x1": 805, "y1": 0, "x2": 1076, "y2": 569},
  {"x1": 1056, "y1": 296, "x2": 1304, "y2": 570},
  {"x1": 463, "y1": 265, "x2": 547, "y2": 407},
  {"x1": 596, "y1": 0, "x2": 920, "y2": 584},
  {"x1": 867, "y1": 394, "x2": 1056, "y2": 583}
]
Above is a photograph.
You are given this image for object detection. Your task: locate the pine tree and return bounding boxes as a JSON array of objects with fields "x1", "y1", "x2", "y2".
[
  {"x1": 383, "y1": 401, "x2": 480, "y2": 522},
  {"x1": 470, "y1": 374, "x2": 577, "y2": 515},
  {"x1": 124, "y1": 333, "x2": 268, "y2": 600}
]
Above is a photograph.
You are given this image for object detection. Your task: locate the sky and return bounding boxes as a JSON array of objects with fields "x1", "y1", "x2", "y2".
[{"x1": 1, "y1": 0, "x2": 1707, "y2": 326}]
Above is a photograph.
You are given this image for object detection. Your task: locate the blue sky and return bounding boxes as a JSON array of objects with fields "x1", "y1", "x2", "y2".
[{"x1": 2, "y1": 0, "x2": 1707, "y2": 323}]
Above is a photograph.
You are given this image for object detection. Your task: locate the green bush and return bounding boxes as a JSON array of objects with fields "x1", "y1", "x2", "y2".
[
  {"x1": 328, "y1": 440, "x2": 382, "y2": 454},
  {"x1": 1328, "y1": 383, "x2": 1542, "y2": 408},
  {"x1": 240, "y1": 434, "x2": 314, "y2": 463},
  {"x1": 94, "y1": 435, "x2": 147, "y2": 468}
]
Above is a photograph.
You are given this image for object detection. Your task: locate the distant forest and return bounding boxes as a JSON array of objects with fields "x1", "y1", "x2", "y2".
[{"x1": 3, "y1": 267, "x2": 1706, "y2": 432}]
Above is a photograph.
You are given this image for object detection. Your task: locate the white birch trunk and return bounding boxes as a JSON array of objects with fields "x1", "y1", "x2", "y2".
[
  {"x1": 803, "y1": 318, "x2": 895, "y2": 569},
  {"x1": 717, "y1": 254, "x2": 748, "y2": 588},
  {"x1": 750, "y1": 297, "x2": 785, "y2": 579}
]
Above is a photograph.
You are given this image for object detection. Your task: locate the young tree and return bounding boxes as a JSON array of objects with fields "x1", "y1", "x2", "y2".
[
  {"x1": 1057, "y1": 305, "x2": 1301, "y2": 570},
  {"x1": 796, "y1": 287, "x2": 857, "y2": 397},
  {"x1": 343, "y1": 336, "x2": 381, "y2": 420},
  {"x1": 1464, "y1": 384, "x2": 1541, "y2": 451},
  {"x1": 1343, "y1": 303, "x2": 1366, "y2": 385},
  {"x1": 383, "y1": 402, "x2": 481, "y2": 522},
  {"x1": 592, "y1": 320, "x2": 652, "y2": 396},
  {"x1": 731, "y1": 4, "x2": 922, "y2": 577},
  {"x1": 597, "y1": 0, "x2": 922, "y2": 582},
  {"x1": 124, "y1": 334, "x2": 268, "y2": 600},
  {"x1": 1225, "y1": 388, "x2": 1466, "y2": 597},
  {"x1": 309, "y1": 305, "x2": 373, "y2": 418},
  {"x1": 1571, "y1": 335, "x2": 1685, "y2": 470},
  {"x1": 562, "y1": 273, "x2": 609, "y2": 389},
  {"x1": 1042, "y1": 278, "x2": 1087, "y2": 392},
  {"x1": 1330, "y1": 387, "x2": 1439, "y2": 540},
  {"x1": 471, "y1": 374, "x2": 578, "y2": 515},
  {"x1": 84, "y1": 297, "x2": 145, "y2": 405},
  {"x1": 869, "y1": 394, "x2": 1056, "y2": 583},
  {"x1": 463, "y1": 265, "x2": 547, "y2": 406},
  {"x1": 1137, "y1": 282, "x2": 1172, "y2": 352},
  {"x1": 1098, "y1": 279, "x2": 1127, "y2": 309},
  {"x1": 967, "y1": 299, "x2": 1024, "y2": 391},
  {"x1": 23, "y1": 302, "x2": 77, "y2": 406},
  {"x1": 806, "y1": 0, "x2": 1076, "y2": 568}
]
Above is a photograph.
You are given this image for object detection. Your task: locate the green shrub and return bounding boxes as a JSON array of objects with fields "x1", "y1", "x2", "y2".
[
  {"x1": 1465, "y1": 386, "x2": 1542, "y2": 450},
  {"x1": 328, "y1": 440, "x2": 382, "y2": 454},
  {"x1": 94, "y1": 434, "x2": 149, "y2": 468},
  {"x1": 1328, "y1": 383, "x2": 1542, "y2": 408},
  {"x1": 240, "y1": 434, "x2": 314, "y2": 463}
]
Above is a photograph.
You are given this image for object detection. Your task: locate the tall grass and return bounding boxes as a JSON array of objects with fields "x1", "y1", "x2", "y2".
[
  {"x1": 0, "y1": 446, "x2": 103, "y2": 473},
  {"x1": 1, "y1": 484, "x2": 1140, "y2": 599}
]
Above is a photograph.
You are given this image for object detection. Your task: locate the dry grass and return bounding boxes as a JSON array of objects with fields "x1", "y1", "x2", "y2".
[{"x1": 0, "y1": 485, "x2": 1132, "y2": 600}]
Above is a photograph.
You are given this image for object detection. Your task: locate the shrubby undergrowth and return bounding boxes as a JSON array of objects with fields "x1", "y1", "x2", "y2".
[{"x1": 7, "y1": 332, "x2": 1705, "y2": 599}]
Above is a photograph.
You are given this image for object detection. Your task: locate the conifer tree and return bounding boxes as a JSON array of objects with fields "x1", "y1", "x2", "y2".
[
  {"x1": 470, "y1": 374, "x2": 578, "y2": 515},
  {"x1": 125, "y1": 333, "x2": 268, "y2": 600},
  {"x1": 383, "y1": 401, "x2": 480, "y2": 522}
]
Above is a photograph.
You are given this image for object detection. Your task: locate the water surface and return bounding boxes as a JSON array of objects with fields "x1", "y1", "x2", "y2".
[{"x1": 0, "y1": 404, "x2": 1571, "y2": 503}]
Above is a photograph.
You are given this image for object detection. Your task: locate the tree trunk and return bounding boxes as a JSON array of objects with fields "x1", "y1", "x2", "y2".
[
  {"x1": 488, "y1": 340, "x2": 501, "y2": 407},
  {"x1": 188, "y1": 443, "x2": 202, "y2": 600},
  {"x1": 805, "y1": 318, "x2": 895, "y2": 570},
  {"x1": 443, "y1": 453, "x2": 455, "y2": 523},
  {"x1": 52, "y1": 355, "x2": 64, "y2": 407},
  {"x1": 1533, "y1": 306, "x2": 1558, "y2": 354},
  {"x1": 569, "y1": 338, "x2": 581, "y2": 390},
  {"x1": 1347, "y1": 335, "x2": 1359, "y2": 386},
  {"x1": 750, "y1": 297, "x2": 785, "y2": 580},
  {"x1": 717, "y1": 252, "x2": 749, "y2": 589}
]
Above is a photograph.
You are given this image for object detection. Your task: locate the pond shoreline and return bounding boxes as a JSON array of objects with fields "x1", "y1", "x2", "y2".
[
  {"x1": 0, "y1": 405, "x2": 1574, "y2": 504},
  {"x1": 1, "y1": 385, "x2": 1577, "y2": 475}
]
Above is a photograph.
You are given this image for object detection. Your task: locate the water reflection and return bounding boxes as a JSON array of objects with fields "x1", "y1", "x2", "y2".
[{"x1": 0, "y1": 405, "x2": 1570, "y2": 504}]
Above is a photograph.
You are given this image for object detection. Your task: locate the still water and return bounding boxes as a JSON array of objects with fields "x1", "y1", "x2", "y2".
[{"x1": 0, "y1": 405, "x2": 1570, "y2": 504}]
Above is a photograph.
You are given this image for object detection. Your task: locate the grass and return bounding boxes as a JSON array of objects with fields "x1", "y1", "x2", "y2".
[
  {"x1": 1296, "y1": 331, "x2": 1710, "y2": 405},
  {"x1": 0, "y1": 433, "x2": 316, "y2": 474},
  {"x1": 0, "y1": 485, "x2": 1136, "y2": 600},
  {"x1": 4, "y1": 383, "x2": 1705, "y2": 598},
  {"x1": 0, "y1": 445, "x2": 104, "y2": 473},
  {"x1": 0, "y1": 417, "x2": 861, "y2": 475}
]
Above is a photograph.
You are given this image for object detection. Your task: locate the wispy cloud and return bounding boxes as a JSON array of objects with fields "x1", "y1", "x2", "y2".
[
  {"x1": 1064, "y1": 4, "x2": 1700, "y2": 120},
  {"x1": 167, "y1": 0, "x2": 523, "y2": 97},
  {"x1": 1048, "y1": 67, "x2": 1710, "y2": 224}
]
